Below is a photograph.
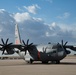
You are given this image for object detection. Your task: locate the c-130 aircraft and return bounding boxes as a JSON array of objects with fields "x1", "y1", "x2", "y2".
[{"x1": 0, "y1": 24, "x2": 76, "y2": 64}]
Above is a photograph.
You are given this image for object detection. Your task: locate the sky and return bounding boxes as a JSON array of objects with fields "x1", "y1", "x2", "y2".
[{"x1": 0, "y1": 0, "x2": 76, "y2": 55}]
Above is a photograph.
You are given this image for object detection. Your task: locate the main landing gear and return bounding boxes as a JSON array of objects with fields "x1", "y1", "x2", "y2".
[
  {"x1": 51, "y1": 60, "x2": 60, "y2": 64},
  {"x1": 42, "y1": 61, "x2": 48, "y2": 64},
  {"x1": 26, "y1": 60, "x2": 60, "y2": 64},
  {"x1": 27, "y1": 59, "x2": 33, "y2": 64}
]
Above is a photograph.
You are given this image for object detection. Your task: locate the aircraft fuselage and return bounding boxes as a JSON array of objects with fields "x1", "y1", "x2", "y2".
[{"x1": 23, "y1": 43, "x2": 67, "y2": 63}]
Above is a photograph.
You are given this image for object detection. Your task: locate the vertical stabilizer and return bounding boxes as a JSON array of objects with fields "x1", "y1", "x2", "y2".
[{"x1": 15, "y1": 24, "x2": 21, "y2": 44}]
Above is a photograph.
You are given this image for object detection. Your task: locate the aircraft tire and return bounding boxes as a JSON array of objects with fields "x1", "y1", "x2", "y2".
[
  {"x1": 26, "y1": 59, "x2": 33, "y2": 64},
  {"x1": 29, "y1": 59, "x2": 33, "y2": 64},
  {"x1": 51, "y1": 61, "x2": 56, "y2": 64},
  {"x1": 56, "y1": 60, "x2": 60, "y2": 64},
  {"x1": 42, "y1": 61, "x2": 48, "y2": 64}
]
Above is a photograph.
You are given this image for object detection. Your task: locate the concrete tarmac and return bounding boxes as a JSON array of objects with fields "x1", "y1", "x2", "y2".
[{"x1": 0, "y1": 56, "x2": 76, "y2": 75}]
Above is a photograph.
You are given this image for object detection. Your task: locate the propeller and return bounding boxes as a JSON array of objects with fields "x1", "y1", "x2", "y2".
[
  {"x1": 43, "y1": 47, "x2": 47, "y2": 53},
  {"x1": 22, "y1": 39, "x2": 33, "y2": 54},
  {"x1": 0, "y1": 38, "x2": 13, "y2": 55},
  {"x1": 61, "y1": 40, "x2": 68, "y2": 47},
  {"x1": 60, "y1": 40, "x2": 70, "y2": 54}
]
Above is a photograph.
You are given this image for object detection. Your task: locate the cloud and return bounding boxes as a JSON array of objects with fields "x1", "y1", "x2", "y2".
[
  {"x1": 23, "y1": 4, "x2": 40, "y2": 14},
  {"x1": 57, "y1": 23, "x2": 76, "y2": 39},
  {"x1": 17, "y1": 17, "x2": 48, "y2": 42},
  {"x1": 17, "y1": 7, "x2": 24, "y2": 12},
  {"x1": 0, "y1": 9, "x2": 15, "y2": 41},
  {"x1": 57, "y1": 12, "x2": 70, "y2": 19},
  {"x1": 44, "y1": 22, "x2": 76, "y2": 44},
  {"x1": 45, "y1": 0, "x2": 53, "y2": 3},
  {"x1": 0, "y1": 9, "x2": 6, "y2": 13},
  {"x1": 0, "y1": 9, "x2": 76, "y2": 44},
  {"x1": 41, "y1": 0, "x2": 53, "y2": 3},
  {"x1": 14, "y1": 12, "x2": 31, "y2": 23}
]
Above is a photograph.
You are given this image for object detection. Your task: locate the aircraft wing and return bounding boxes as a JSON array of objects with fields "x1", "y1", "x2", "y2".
[
  {"x1": 0, "y1": 39, "x2": 35, "y2": 55},
  {"x1": 65, "y1": 45, "x2": 76, "y2": 51},
  {"x1": 0, "y1": 44, "x2": 21, "y2": 55},
  {"x1": 10, "y1": 44, "x2": 23, "y2": 50}
]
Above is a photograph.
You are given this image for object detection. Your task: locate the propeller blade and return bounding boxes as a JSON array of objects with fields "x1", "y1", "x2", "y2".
[
  {"x1": 64, "y1": 41, "x2": 68, "y2": 46},
  {"x1": 6, "y1": 38, "x2": 9, "y2": 44},
  {"x1": 27, "y1": 39, "x2": 29, "y2": 45},
  {"x1": 0, "y1": 44, "x2": 3, "y2": 46},
  {"x1": 1, "y1": 38, "x2": 5, "y2": 45},
  {"x1": 43, "y1": 47, "x2": 46, "y2": 53},
  {"x1": 29, "y1": 43, "x2": 33, "y2": 46},
  {"x1": 25, "y1": 51, "x2": 26, "y2": 55},
  {"x1": 43, "y1": 47, "x2": 44, "y2": 52},
  {"x1": 2, "y1": 49, "x2": 5, "y2": 55},
  {"x1": 22, "y1": 40, "x2": 26, "y2": 45},
  {"x1": 61, "y1": 40, "x2": 63, "y2": 46},
  {"x1": 7, "y1": 43, "x2": 13, "y2": 46},
  {"x1": 57, "y1": 43, "x2": 60, "y2": 45}
]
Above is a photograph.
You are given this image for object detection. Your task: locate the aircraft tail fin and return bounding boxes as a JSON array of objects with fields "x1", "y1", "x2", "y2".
[{"x1": 15, "y1": 24, "x2": 21, "y2": 44}]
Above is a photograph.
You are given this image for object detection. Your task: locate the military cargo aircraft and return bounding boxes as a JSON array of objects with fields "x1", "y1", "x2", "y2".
[{"x1": 0, "y1": 24, "x2": 76, "y2": 64}]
